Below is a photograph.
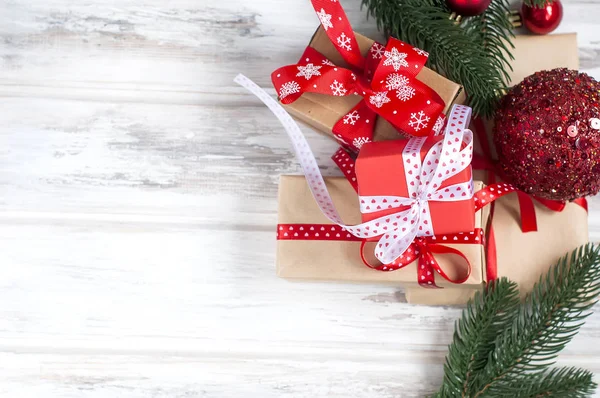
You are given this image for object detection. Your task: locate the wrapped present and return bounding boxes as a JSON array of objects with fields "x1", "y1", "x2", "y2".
[
  {"x1": 236, "y1": 74, "x2": 509, "y2": 305},
  {"x1": 486, "y1": 192, "x2": 588, "y2": 298},
  {"x1": 470, "y1": 32, "x2": 589, "y2": 299},
  {"x1": 271, "y1": 0, "x2": 465, "y2": 152},
  {"x1": 236, "y1": 30, "x2": 588, "y2": 306},
  {"x1": 276, "y1": 175, "x2": 489, "y2": 294},
  {"x1": 508, "y1": 33, "x2": 578, "y2": 86},
  {"x1": 356, "y1": 136, "x2": 475, "y2": 238}
]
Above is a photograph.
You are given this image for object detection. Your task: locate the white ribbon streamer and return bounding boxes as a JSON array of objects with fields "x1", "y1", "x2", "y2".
[{"x1": 235, "y1": 74, "x2": 474, "y2": 264}]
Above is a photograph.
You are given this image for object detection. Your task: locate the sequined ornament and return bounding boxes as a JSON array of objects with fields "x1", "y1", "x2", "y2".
[{"x1": 494, "y1": 68, "x2": 600, "y2": 201}]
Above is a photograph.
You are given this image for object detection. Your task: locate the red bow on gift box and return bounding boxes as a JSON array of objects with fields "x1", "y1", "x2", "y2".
[
  {"x1": 271, "y1": 0, "x2": 446, "y2": 152},
  {"x1": 325, "y1": 149, "x2": 518, "y2": 287},
  {"x1": 277, "y1": 146, "x2": 520, "y2": 288}
]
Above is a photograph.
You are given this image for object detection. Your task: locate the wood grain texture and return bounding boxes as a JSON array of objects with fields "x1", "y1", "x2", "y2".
[{"x1": 2, "y1": 0, "x2": 600, "y2": 396}]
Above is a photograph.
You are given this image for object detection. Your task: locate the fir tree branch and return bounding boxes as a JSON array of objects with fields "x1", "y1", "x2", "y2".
[
  {"x1": 470, "y1": 244, "x2": 600, "y2": 397},
  {"x1": 361, "y1": 0, "x2": 514, "y2": 117},
  {"x1": 494, "y1": 367, "x2": 597, "y2": 398},
  {"x1": 434, "y1": 278, "x2": 519, "y2": 398},
  {"x1": 462, "y1": 0, "x2": 514, "y2": 87}
]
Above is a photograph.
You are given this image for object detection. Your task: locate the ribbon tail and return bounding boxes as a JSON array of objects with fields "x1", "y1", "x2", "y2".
[
  {"x1": 533, "y1": 196, "x2": 568, "y2": 212},
  {"x1": 517, "y1": 191, "x2": 538, "y2": 233},
  {"x1": 486, "y1": 223, "x2": 498, "y2": 282},
  {"x1": 426, "y1": 243, "x2": 472, "y2": 285},
  {"x1": 310, "y1": 0, "x2": 364, "y2": 69},
  {"x1": 574, "y1": 197, "x2": 589, "y2": 212},
  {"x1": 376, "y1": 210, "x2": 419, "y2": 264},
  {"x1": 417, "y1": 248, "x2": 440, "y2": 288},
  {"x1": 332, "y1": 147, "x2": 358, "y2": 192}
]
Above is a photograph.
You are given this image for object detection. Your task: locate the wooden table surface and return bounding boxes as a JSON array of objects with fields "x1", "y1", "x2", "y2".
[{"x1": 2, "y1": 0, "x2": 600, "y2": 396}]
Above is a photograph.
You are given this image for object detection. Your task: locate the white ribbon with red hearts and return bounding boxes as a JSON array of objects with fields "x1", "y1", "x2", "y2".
[{"x1": 235, "y1": 74, "x2": 474, "y2": 265}]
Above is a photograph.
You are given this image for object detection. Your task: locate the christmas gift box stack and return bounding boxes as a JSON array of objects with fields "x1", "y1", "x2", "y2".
[{"x1": 238, "y1": 0, "x2": 592, "y2": 305}]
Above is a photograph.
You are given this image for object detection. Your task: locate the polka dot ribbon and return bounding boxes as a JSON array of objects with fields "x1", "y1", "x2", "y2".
[
  {"x1": 332, "y1": 148, "x2": 358, "y2": 192},
  {"x1": 276, "y1": 223, "x2": 484, "y2": 288},
  {"x1": 270, "y1": 0, "x2": 446, "y2": 152},
  {"x1": 235, "y1": 74, "x2": 475, "y2": 267},
  {"x1": 361, "y1": 230, "x2": 486, "y2": 287},
  {"x1": 277, "y1": 224, "x2": 360, "y2": 241}
]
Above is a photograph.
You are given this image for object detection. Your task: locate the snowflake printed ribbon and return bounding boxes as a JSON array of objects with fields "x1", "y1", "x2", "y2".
[
  {"x1": 235, "y1": 74, "x2": 474, "y2": 267},
  {"x1": 271, "y1": 0, "x2": 446, "y2": 152}
]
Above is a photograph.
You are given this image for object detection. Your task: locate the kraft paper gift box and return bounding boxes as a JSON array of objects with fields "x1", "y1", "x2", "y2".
[
  {"x1": 432, "y1": 32, "x2": 588, "y2": 305},
  {"x1": 508, "y1": 33, "x2": 578, "y2": 86},
  {"x1": 276, "y1": 176, "x2": 489, "y2": 301},
  {"x1": 490, "y1": 194, "x2": 588, "y2": 297},
  {"x1": 278, "y1": 27, "x2": 466, "y2": 143},
  {"x1": 403, "y1": 196, "x2": 589, "y2": 305}
]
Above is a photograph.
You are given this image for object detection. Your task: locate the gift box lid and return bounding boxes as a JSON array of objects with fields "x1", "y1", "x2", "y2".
[{"x1": 355, "y1": 137, "x2": 475, "y2": 235}]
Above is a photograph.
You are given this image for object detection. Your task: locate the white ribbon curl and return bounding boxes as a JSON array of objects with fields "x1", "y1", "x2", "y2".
[{"x1": 235, "y1": 74, "x2": 474, "y2": 265}]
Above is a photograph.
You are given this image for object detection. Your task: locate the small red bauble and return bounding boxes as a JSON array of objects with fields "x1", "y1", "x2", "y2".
[
  {"x1": 446, "y1": 0, "x2": 492, "y2": 16},
  {"x1": 494, "y1": 68, "x2": 600, "y2": 201},
  {"x1": 521, "y1": 0, "x2": 563, "y2": 35}
]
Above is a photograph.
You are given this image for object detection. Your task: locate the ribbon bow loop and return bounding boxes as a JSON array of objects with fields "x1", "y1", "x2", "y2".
[
  {"x1": 359, "y1": 231, "x2": 480, "y2": 288},
  {"x1": 357, "y1": 105, "x2": 475, "y2": 265}
]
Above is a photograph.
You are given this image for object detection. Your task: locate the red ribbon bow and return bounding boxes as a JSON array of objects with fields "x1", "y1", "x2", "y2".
[
  {"x1": 271, "y1": 0, "x2": 446, "y2": 152},
  {"x1": 330, "y1": 148, "x2": 518, "y2": 287},
  {"x1": 278, "y1": 146, "x2": 527, "y2": 287},
  {"x1": 359, "y1": 231, "x2": 485, "y2": 288}
]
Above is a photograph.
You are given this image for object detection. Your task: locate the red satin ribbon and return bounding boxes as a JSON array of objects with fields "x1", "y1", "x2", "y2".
[{"x1": 271, "y1": 0, "x2": 445, "y2": 152}]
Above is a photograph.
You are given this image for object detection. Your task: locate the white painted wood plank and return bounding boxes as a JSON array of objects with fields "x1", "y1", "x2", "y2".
[
  {"x1": 0, "y1": 351, "x2": 598, "y2": 398},
  {"x1": 2, "y1": 0, "x2": 600, "y2": 396}
]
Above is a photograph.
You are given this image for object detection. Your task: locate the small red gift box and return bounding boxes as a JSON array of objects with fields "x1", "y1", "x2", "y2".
[{"x1": 355, "y1": 136, "x2": 475, "y2": 236}]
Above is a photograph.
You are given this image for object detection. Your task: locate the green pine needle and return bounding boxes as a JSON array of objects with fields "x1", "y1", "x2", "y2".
[
  {"x1": 435, "y1": 244, "x2": 600, "y2": 397},
  {"x1": 361, "y1": 0, "x2": 514, "y2": 117},
  {"x1": 523, "y1": 0, "x2": 554, "y2": 8},
  {"x1": 496, "y1": 367, "x2": 597, "y2": 397},
  {"x1": 434, "y1": 278, "x2": 520, "y2": 397}
]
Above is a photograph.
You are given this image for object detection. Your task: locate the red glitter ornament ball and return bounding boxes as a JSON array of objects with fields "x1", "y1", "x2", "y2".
[
  {"x1": 446, "y1": 0, "x2": 492, "y2": 16},
  {"x1": 494, "y1": 68, "x2": 600, "y2": 201}
]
